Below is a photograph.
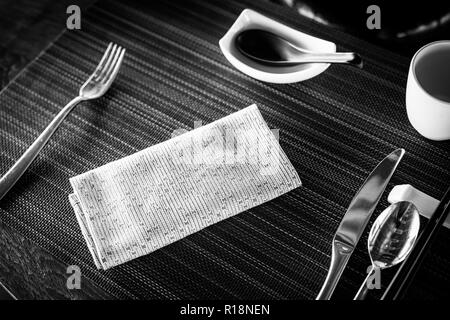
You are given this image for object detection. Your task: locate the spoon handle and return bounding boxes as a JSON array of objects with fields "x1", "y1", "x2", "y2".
[
  {"x1": 292, "y1": 52, "x2": 363, "y2": 68},
  {"x1": 354, "y1": 266, "x2": 376, "y2": 300}
]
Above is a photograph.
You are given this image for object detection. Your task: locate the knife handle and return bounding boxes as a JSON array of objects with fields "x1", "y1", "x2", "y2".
[{"x1": 316, "y1": 241, "x2": 352, "y2": 300}]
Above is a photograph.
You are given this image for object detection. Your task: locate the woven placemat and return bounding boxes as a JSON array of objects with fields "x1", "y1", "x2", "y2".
[{"x1": 0, "y1": 0, "x2": 449, "y2": 299}]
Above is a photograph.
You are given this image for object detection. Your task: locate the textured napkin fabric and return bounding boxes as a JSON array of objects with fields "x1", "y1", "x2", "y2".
[{"x1": 69, "y1": 105, "x2": 301, "y2": 269}]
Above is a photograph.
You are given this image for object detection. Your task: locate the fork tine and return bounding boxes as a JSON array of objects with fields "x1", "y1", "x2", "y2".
[
  {"x1": 96, "y1": 44, "x2": 118, "y2": 80},
  {"x1": 79, "y1": 42, "x2": 126, "y2": 97},
  {"x1": 103, "y1": 48, "x2": 126, "y2": 86},
  {"x1": 92, "y1": 42, "x2": 113, "y2": 77},
  {"x1": 102, "y1": 46, "x2": 123, "y2": 83}
]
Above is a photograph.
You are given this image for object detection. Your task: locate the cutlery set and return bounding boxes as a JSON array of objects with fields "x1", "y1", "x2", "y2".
[
  {"x1": 0, "y1": 7, "x2": 448, "y2": 300},
  {"x1": 316, "y1": 149, "x2": 421, "y2": 300}
]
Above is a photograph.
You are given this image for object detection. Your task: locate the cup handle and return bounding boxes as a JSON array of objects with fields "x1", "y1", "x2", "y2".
[{"x1": 388, "y1": 184, "x2": 450, "y2": 229}]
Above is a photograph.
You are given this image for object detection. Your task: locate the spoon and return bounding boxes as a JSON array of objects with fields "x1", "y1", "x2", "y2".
[
  {"x1": 235, "y1": 29, "x2": 363, "y2": 68},
  {"x1": 353, "y1": 201, "x2": 420, "y2": 300}
]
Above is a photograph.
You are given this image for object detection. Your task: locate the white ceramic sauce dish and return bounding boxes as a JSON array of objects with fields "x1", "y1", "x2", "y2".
[{"x1": 219, "y1": 9, "x2": 336, "y2": 83}]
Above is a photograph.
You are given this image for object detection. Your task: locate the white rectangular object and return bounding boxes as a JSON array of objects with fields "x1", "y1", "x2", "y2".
[{"x1": 69, "y1": 105, "x2": 301, "y2": 269}]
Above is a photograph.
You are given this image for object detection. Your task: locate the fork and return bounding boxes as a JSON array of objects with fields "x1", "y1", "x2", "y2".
[{"x1": 0, "y1": 42, "x2": 126, "y2": 201}]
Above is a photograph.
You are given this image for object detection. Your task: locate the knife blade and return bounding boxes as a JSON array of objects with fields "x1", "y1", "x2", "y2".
[{"x1": 316, "y1": 148, "x2": 405, "y2": 300}]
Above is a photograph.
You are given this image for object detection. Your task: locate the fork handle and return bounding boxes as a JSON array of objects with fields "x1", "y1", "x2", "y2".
[{"x1": 0, "y1": 96, "x2": 84, "y2": 201}]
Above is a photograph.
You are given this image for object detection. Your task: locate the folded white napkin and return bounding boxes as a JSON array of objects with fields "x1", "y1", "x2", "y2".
[{"x1": 69, "y1": 104, "x2": 301, "y2": 270}]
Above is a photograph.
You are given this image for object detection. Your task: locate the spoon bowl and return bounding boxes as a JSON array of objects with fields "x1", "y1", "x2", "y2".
[
  {"x1": 369, "y1": 201, "x2": 420, "y2": 269},
  {"x1": 354, "y1": 201, "x2": 420, "y2": 299}
]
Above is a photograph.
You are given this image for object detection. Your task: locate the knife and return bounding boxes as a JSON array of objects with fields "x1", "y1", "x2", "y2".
[{"x1": 316, "y1": 148, "x2": 405, "y2": 300}]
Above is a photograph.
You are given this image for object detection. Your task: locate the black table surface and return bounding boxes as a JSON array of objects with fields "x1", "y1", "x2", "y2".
[{"x1": 0, "y1": 0, "x2": 449, "y2": 300}]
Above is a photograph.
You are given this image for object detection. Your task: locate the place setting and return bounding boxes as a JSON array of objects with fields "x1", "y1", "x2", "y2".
[{"x1": 0, "y1": 0, "x2": 449, "y2": 301}]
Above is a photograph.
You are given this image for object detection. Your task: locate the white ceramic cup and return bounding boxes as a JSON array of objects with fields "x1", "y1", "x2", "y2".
[{"x1": 406, "y1": 41, "x2": 450, "y2": 141}]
